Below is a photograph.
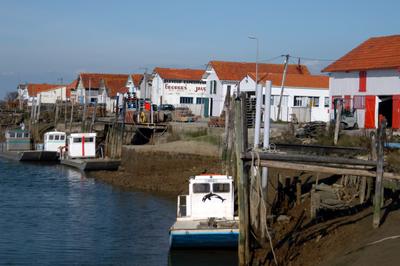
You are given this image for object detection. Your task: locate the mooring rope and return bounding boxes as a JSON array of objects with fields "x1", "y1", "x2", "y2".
[{"x1": 250, "y1": 149, "x2": 278, "y2": 265}]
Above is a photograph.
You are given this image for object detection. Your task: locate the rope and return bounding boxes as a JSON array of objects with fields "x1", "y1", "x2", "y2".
[{"x1": 250, "y1": 148, "x2": 278, "y2": 265}]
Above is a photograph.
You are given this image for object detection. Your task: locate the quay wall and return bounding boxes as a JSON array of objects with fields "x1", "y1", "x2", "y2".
[{"x1": 89, "y1": 145, "x2": 223, "y2": 196}]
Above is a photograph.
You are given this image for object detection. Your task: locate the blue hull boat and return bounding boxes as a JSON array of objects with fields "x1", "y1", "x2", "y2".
[{"x1": 170, "y1": 229, "x2": 238, "y2": 249}]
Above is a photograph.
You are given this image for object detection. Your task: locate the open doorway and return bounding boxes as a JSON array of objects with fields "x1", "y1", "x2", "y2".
[{"x1": 378, "y1": 96, "x2": 392, "y2": 128}]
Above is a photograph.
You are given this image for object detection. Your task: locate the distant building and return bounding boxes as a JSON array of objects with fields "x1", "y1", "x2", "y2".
[
  {"x1": 151, "y1": 67, "x2": 208, "y2": 116},
  {"x1": 18, "y1": 83, "x2": 65, "y2": 105},
  {"x1": 74, "y1": 73, "x2": 130, "y2": 112},
  {"x1": 126, "y1": 74, "x2": 144, "y2": 98},
  {"x1": 239, "y1": 72, "x2": 329, "y2": 122},
  {"x1": 323, "y1": 34, "x2": 400, "y2": 129},
  {"x1": 202, "y1": 61, "x2": 311, "y2": 116}
]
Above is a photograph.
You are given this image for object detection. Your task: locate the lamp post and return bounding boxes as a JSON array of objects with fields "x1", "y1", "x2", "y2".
[{"x1": 248, "y1": 36, "x2": 259, "y2": 89}]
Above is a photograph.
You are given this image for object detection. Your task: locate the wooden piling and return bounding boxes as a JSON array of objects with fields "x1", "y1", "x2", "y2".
[
  {"x1": 235, "y1": 92, "x2": 250, "y2": 265},
  {"x1": 334, "y1": 98, "x2": 342, "y2": 145},
  {"x1": 69, "y1": 101, "x2": 74, "y2": 133},
  {"x1": 373, "y1": 120, "x2": 386, "y2": 228}
]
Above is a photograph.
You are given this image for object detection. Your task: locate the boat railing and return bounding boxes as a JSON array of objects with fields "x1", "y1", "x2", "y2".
[{"x1": 177, "y1": 195, "x2": 188, "y2": 217}]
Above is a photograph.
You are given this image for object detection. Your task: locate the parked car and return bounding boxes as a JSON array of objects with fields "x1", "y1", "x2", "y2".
[{"x1": 159, "y1": 104, "x2": 175, "y2": 111}]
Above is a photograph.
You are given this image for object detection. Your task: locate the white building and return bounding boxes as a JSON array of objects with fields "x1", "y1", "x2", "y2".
[
  {"x1": 323, "y1": 34, "x2": 400, "y2": 129},
  {"x1": 240, "y1": 72, "x2": 330, "y2": 122},
  {"x1": 151, "y1": 67, "x2": 208, "y2": 116},
  {"x1": 18, "y1": 83, "x2": 64, "y2": 105},
  {"x1": 202, "y1": 61, "x2": 311, "y2": 117},
  {"x1": 75, "y1": 73, "x2": 130, "y2": 112}
]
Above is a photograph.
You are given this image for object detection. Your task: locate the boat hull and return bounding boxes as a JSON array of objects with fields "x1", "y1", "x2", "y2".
[
  {"x1": 60, "y1": 158, "x2": 121, "y2": 171},
  {"x1": 169, "y1": 229, "x2": 238, "y2": 249},
  {"x1": 19, "y1": 151, "x2": 59, "y2": 161}
]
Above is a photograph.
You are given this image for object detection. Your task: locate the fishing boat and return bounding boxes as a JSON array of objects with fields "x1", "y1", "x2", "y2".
[
  {"x1": 19, "y1": 131, "x2": 66, "y2": 161},
  {"x1": 60, "y1": 132, "x2": 120, "y2": 171},
  {"x1": 0, "y1": 129, "x2": 32, "y2": 160},
  {"x1": 169, "y1": 174, "x2": 239, "y2": 249}
]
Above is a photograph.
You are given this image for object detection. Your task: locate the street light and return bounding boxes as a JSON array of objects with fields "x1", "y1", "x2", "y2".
[{"x1": 248, "y1": 36, "x2": 259, "y2": 88}]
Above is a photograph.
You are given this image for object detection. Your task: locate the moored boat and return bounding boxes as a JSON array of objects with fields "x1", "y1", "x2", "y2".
[
  {"x1": 169, "y1": 174, "x2": 238, "y2": 249},
  {"x1": 60, "y1": 132, "x2": 120, "y2": 171}
]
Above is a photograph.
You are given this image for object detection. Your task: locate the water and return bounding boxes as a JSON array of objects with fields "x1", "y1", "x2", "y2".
[{"x1": 0, "y1": 158, "x2": 237, "y2": 265}]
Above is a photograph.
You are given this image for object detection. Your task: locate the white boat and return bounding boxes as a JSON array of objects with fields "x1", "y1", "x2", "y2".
[
  {"x1": 169, "y1": 174, "x2": 239, "y2": 249},
  {"x1": 60, "y1": 132, "x2": 120, "y2": 171}
]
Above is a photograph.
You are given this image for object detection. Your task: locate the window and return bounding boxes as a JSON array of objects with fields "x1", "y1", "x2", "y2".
[
  {"x1": 16, "y1": 133, "x2": 22, "y2": 138},
  {"x1": 49, "y1": 135, "x2": 54, "y2": 140},
  {"x1": 227, "y1": 85, "x2": 231, "y2": 93},
  {"x1": 324, "y1": 97, "x2": 330, "y2": 107},
  {"x1": 196, "y1": 98, "x2": 207, "y2": 104},
  {"x1": 73, "y1": 138, "x2": 82, "y2": 143},
  {"x1": 9, "y1": 132, "x2": 15, "y2": 138},
  {"x1": 294, "y1": 96, "x2": 306, "y2": 107},
  {"x1": 180, "y1": 97, "x2": 193, "y2": 104},
  {"x1": 210, "y1": 80, "x2": 217, "y2": 94},
  {"x1": 213, "y1": 183, "x2": 230, "y2": 193},
  {"x1": 193, "y1": 183, "x2": 210, "y2": 193},
  {"x1": 353, "y1": 95, "x2": 365, "y2": 109},
  {"x1": 85, "y1": 137, "x2": 94, "y2": 143},
  {"x1": 55, "y1": 135, "x2": 60, "y2": 141},
  {"x1": 309, "y1": 97, "x2": 320, "y2": 107},
  {"x1": 60, "y1": 135, "x2": 65, "y2": 140}
]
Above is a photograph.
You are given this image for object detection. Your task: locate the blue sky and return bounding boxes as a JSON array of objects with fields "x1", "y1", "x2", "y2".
[{"x1": 0, "y1": 0, "x2": 399, "y2": 97}]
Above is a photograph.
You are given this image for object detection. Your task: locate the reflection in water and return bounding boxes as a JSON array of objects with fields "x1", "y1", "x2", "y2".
[
  {"x1": 0, "y1": 159, "x2": 237, "y2": 265},
  {"x1": 169, "y1": 249, "x2": 238, "y2": 266}
]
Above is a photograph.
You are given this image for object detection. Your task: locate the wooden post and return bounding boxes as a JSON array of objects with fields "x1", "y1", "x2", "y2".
[
  {"x1": 69, "y1": 101, "x2": 74, "y2": 133},
  {"x1": 334, "y1": 98, "x2": 342, "y2": 145},
  {"x1": 235, "y1": 92, "x2": 250, "y2": 265},
  {"x1": 54, "y1": 102, "x2": 59, "y2": 128},
  {"x1": 64, "y1": 100, "x2": 67, "y2": 130},
  {"x1": 373, "y1": 120, "x2": 386, "y2": 228},
  {"x1": 90, "y1": 102, "x2": 97, "y2": 132}
]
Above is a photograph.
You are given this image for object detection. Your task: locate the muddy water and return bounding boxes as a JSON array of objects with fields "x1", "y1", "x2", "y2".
[{"x1": 0, "y1": 158, "x2": 237, "y2": 265}]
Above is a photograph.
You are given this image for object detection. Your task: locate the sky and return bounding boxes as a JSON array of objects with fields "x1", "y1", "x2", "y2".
[{"x1": 0, "y1": 0, "x2": 399, "y2": 97}]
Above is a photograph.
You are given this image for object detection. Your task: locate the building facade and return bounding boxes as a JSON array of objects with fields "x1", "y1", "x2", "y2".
[
  {"x1": 323, "y1": 35, "x2": 400, "y2": 129},
  {"x1": 151, "y1": 68, "x2": 208, "y2": 116},
  {"x1": 202, "y1": 61, "x2": 311, "y2": 117},
  {"x1": 240, "y1": 72, "x2": 329, "y2": 122}
]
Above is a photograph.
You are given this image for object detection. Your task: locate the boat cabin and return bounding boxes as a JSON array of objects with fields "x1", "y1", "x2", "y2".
[
  {"x1": 67, "y1": 133, "x2": 96, "y2": 159},
  {"x1": 177, "y1": 175, "x2": 234, "y2": 220},
  {"x1": 5, "y1": 129, "x2": 31, "y2": 151},
  {"x1": 44, "y1": 131, "x2": 66, "y2": 152}
]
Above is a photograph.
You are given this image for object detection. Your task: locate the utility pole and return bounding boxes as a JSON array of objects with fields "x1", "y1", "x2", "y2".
[{"x1": 277, "y1": 54, "x2": 289, "y2": 121}]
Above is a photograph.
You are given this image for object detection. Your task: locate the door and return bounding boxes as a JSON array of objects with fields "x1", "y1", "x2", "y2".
[
  {"x1": 203, "y1": 98, "x2": 209, "y2": 117},
  {"x1": 365, "y1": 96, "x2": 376, "y2": 129},
  {"x1": 393, "y1": 95, "x2": 400, "y2": 129}
]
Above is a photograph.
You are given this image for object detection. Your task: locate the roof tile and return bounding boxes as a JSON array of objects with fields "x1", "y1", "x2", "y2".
[{"x1": 323, "y1": 34, "x2": 400, "y2": 72}]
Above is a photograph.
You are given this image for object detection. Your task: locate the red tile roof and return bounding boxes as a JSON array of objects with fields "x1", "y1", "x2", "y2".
[
  {"x1": 153, "y1": 67, "x2": 205, "y2": 81},
  {"x1": 248, "y1": 72, "x2": 328, "y2": 89},
  {"x1": 79, "y1": 73, "x2": 129, "y2": 97},
  {"x1": 131, "y1": 74, "x2": 144, "y2": 87},
  {"x1": 209, "y1": 61, "x2": 310, "y2": 81},
  {"x1": 66, "y1": 79, "x2": 78, "y2": 98},
  {"x1": 323, "y1": 35, "x2": 400, "y2": 72},
  {"x1": 27, "y1": 83, "x2": 63, "y2": 97}
]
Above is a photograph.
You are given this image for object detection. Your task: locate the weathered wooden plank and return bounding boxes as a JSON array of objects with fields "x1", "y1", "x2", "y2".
[
  {"x1": 256, "y1": 160, "x2": 400, "y2": 180},
  {"x1": 243, "y1": 152, "x2": 377, "y2": 166}
]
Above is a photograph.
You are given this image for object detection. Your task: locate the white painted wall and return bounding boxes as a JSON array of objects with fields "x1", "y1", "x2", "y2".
[
  {"x1": 38, "y1": 86, "x2": 67, "y2": 104},
  {"x1": 240, "y1": 75, "x2": 330, "y2": 122},
  {"x1": 329, "y1": 69, "x2": 400, "y2": 128},
  {"x1": 151, "y1": 74, "x2": 208, "y2": 116},
  {"x1": 330, "y1": 69, "x2": 400, "y2": 97}
]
